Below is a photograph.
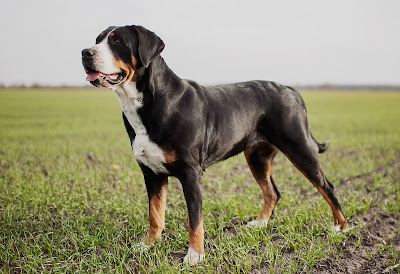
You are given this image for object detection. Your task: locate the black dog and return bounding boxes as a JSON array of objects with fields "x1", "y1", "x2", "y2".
[{"x1": 82, "y1": 25, "x2": 348, "y2": 265}]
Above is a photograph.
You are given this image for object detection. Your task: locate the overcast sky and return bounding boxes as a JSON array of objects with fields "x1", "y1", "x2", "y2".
[{"x1": 1, "y1": 1, "x2": 399, "y2": 87}]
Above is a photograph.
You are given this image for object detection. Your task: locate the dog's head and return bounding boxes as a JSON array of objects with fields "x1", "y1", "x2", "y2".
[{"x1": 82, "y1": 25, "x2": 164, "y2": 88}]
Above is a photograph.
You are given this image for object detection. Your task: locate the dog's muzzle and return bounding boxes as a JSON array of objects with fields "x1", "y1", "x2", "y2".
[{"x1": 81, "y1": 48, "x2": 126, "y2": 85}]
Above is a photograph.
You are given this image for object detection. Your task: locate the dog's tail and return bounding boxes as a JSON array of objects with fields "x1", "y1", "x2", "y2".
[
  {"x1": 312, "y1": 135, "x2": 329, "y2": 153},
  {"x1": 293, "y1": 87, "x2": 330, "y2": 154}
]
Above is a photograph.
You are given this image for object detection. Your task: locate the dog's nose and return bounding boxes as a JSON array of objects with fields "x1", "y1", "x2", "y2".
[{"x1": 82, "y1": 48, "x2": 95, "y2": 58}]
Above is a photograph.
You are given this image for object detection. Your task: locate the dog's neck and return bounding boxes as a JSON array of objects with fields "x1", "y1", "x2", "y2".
[
  {"x1": 144, "y1": 56, "x2": 185, "y2": 97},
  {"x1": 112, "y1": 81, "x2": 147, "y2": 135},
  {"x1": 110, "y1": 56, "x2": 187, "y2": 135},
  {"x1": 114, "y1": 81, "x2": 142, "y2": 103}
]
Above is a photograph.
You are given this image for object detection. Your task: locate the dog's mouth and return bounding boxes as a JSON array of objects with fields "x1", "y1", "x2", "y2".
[{"x1": 85, "y1": 67, "x2": 126, "y2": 85}]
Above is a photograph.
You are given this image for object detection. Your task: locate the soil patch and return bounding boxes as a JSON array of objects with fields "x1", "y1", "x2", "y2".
[{"x1": 312, "y1": 207, "x2": 400, "y2": 274}]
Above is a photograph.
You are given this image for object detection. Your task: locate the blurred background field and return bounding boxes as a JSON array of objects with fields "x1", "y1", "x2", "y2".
[{"x1": 0, "y1": 88, "x2": 399, "y2": 272}]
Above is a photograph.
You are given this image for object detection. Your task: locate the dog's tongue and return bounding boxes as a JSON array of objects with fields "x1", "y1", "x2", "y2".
[{"x1": 86, "y1": 71, "x2": 101, "y2": 81}]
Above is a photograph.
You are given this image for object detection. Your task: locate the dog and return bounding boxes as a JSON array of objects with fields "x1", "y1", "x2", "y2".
[{"x1": 81, "y1": 25, "x2": 349, "y2": 265}]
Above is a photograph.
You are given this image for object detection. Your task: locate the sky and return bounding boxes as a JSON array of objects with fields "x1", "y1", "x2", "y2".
[{"x1": 1, "y1": 0, "x2": 399, "y2": 87}]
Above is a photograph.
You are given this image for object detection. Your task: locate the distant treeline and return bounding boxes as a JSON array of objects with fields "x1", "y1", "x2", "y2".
[
  {"x1": 1, "y1": 83, "x2": 400, "y2": 91},
  {"x1": 295, "y1": 84, "x2": 400, "y2": 91},
  {"x1": 0, "y1": 83, "x2": 94, "y2": 89}
]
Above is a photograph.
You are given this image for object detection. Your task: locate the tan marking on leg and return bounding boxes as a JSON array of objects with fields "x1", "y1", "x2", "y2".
[
  {"x1": 285, "y1": 155, "x2": 348, "y2": 230},
  {"x1": 188, "y1": 217, "x2": 204, "y2": 254},
  {"x1": 144, "y1": 182, "x2": 168, "y2": 245},
  {"x1": 244, "y1": 147, "x2": 278, "y2": 222},
  {"x1": 257, "y1": 179, "x2": 277, "y2": 221},
  {"x1": 315, "y1": 185, "x2": 348, "y2": 229}
]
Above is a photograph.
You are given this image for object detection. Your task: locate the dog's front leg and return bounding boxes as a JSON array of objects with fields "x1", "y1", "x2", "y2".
[
  {"x1": 142, "y1": 166, "x2": 168, "y2": 246},
  {"x1": 179, "y1": 167, "x2": 205, "y2": 265}
]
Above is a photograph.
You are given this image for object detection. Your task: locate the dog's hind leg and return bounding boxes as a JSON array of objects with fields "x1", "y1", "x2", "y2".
[
  {"x1": 244, "y1": 143, "x2": 280, "y2": 227},
  {"x1": 260, "y1": 92, "x2": 349, "y2": 231},
  {"x1": 277, "y1": 137, "x2": 349, "y2": 231}
]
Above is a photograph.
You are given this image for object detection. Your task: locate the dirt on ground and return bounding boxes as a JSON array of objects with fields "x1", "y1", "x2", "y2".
[
  {"x1": 312, "y1": 207, "x2": 400, "y2": 274},
  {"x1": 251, "y1": 157, "x2": 400, "y2": 273},
  {"x1": 310, "y1": 157, "x2": 400, "y2": 274}
]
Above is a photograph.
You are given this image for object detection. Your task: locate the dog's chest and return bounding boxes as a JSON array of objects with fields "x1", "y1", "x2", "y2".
[{"x1": 114, "y1": 83, "x2": 168, "y2": 174}]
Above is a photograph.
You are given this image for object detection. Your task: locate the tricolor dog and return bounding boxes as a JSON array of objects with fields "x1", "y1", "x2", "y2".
[{"x1": 81, "y1": 25, "x2": 349, "y2": 265}]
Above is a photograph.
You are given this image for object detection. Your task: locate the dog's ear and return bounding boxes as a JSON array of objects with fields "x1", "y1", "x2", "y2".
[{"x1": 133, "y1": 25, "x2": 165, "y2": 68}]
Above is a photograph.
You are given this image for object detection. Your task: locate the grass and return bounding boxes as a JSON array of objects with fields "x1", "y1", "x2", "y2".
[{"x1": 0, "y1": 88, "x2": 399, "y2": 272}]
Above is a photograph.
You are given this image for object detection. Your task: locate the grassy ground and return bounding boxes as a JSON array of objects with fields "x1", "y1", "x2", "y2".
[{"x1": 0, "y1": 88, "x2": 399, "y2": 273}]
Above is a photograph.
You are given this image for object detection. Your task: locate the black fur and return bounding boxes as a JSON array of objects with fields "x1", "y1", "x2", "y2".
[{"x1": 82, "y1": 25, "x2": 347, "y2": 249}]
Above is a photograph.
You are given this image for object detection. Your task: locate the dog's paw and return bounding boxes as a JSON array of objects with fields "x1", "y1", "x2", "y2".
[
  {"x1": 332, "y1": 223, "x2": 350, "y2": 233},
  {"x1": 247, "y1": 219, "x2": 269, "y2": 228},
  {"x1": 183, "y1": 247, "x2": 205, "y2": 265}
]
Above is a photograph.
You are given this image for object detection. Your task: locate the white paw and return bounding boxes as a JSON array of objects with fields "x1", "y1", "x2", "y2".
[
  {"x1": 131, "y1": 242, "x2": 150, "y2": 252},
  {"x1": 247, "y1": 219, "x2": 269, "y2": 228},
  {"x1": 332, "y1": 224, "x2": 350, "y2": 233},
  {"x1": 183, "y1": 247, "x2": 205, "y2": 265}
]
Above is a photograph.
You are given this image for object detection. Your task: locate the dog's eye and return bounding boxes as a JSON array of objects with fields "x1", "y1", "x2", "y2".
[{"x1": 113, "y1": 38, "x2": 121, "y2": 44}]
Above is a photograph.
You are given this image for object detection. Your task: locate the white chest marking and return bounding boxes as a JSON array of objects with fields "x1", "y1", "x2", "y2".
[{"x1": 112, "y1": 82, "x2": 168, "y2": 174}]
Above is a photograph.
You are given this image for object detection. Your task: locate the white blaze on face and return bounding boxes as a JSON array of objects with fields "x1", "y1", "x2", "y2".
[{"x1": 91, "y1": 29, "x2": 121, "y2": 75}]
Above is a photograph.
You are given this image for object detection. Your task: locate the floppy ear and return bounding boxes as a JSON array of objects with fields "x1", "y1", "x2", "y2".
[{"x1": 134, "y1": 25, "x2": 165, "y2": 68}]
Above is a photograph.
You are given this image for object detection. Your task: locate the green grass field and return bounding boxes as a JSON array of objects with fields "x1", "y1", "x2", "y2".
[{"x1": 1, "y1": 89, "x2": 399, "y2": 273}]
